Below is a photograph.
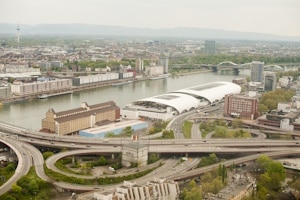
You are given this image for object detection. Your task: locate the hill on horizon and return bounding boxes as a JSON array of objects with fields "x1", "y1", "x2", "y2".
[{"x1": 1, "y1": 23, "x2": 300, "y2": 42}]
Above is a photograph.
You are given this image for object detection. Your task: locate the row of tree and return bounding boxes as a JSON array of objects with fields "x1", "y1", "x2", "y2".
[
  {"x1": 170, "y1": 54, "x2": 300, "y2": 66},
  {"x1": 258, "y1": 89, "x2": 295, "y2": 113}
]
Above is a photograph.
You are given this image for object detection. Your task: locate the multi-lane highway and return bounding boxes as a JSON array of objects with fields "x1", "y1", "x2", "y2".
[
  {"x1": 0, "y1": 114, "x2": 300, "y2": 195},
  {"x1": 0, "y1": 137, "x2": 31, "y2": 195}
]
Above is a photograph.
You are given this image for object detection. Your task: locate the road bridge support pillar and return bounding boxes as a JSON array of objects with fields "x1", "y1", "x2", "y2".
[
  {"x1": 72, "y1": 156, "x2": 75, "y2": 164},
  {"x1": 211, "y1": 66, "x2": 218, "y2": 72},
  {"x1": 111, "y1": 154, "x2": 114, "y2": 160},
  {"x1": 185, "y1": 153, "x2": 188, "y2": 158},
  {"x1": 233, "y1": 68, "x2": 240, "y2": 75}
]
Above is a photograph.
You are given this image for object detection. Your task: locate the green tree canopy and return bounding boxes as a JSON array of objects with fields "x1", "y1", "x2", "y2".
[{"x1": 258, "y1": 89, "x2": 295, "y2": 112}]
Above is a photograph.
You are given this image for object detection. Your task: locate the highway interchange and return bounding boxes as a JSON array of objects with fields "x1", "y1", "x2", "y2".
[{"x1": 0, "y1": 105, "x2": 300, "y2": 196}]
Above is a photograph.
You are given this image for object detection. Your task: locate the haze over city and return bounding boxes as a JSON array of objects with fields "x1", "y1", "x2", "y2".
[{"x1": 1, "y1": 0, "x2": 300, "y2": 37}]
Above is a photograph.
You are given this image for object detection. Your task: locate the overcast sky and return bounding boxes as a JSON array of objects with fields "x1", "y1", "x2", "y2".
[{"x1": 1, "y1": 0, "x2": 299, "y2": 37}]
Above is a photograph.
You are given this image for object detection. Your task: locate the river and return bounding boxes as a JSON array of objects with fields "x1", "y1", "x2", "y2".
[{"x1": 0, "y1": 70, "x2": 250, "y2": 130}]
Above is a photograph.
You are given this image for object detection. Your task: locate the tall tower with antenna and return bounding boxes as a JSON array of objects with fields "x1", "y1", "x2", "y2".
[{"x1": 17, "y1": 23, "x2": 20, "y2": 46}]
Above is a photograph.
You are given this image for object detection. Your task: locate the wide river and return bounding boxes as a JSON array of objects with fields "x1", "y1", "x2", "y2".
[{"x1": 0, "y1": 70, "x2": 250, "y2": 131}]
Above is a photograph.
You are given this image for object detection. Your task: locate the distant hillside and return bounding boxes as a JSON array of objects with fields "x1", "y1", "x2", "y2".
[{"x1": 1, "y1": 23, "x2": 300, "y2": 41}]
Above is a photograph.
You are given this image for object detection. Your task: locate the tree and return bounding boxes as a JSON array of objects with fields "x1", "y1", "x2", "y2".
[
  {"x1": 6, "y1": 163, "x2": 16, "y2": 172},
  {"x1": 148, "y1": 153, "x2": 160, "y2": 164},
  {"x1": 258, "y1": 104, "x2": 268, "y2": 113},
  {"x1": 42, "y1": 151, "x2": 54, "y2": 160},
  {"x1": 11, "y1": 183, "x2": 22, "y2": 194},
  {"x1": 198, "y1": 153, "x2": 218, "y2": 167},
  {"x1": 181, "y1": 180, "x2": 203, "y2": 200},
  {"x1": 231, "y1": 119, "x2": 243, "y2": 129},
  {"x1": 260, "y1": 161, "x2": 285, "y2": 191},
  {"x1": 28, "y1": 179, "x2": 39, "y2": 194},
  {"x1": 98, "y1": 156, "x2": 107, "y2": 165},
  {"x1": 252, "y1": 155, "x2": 286, "y2": 199},
  {"x1": 255, "y1": 154, "x2": 272, "y2": 172},
  {"x1": 201, "y1": 171, "x2": 213, "y2": 183},
  {"x1": 214, "y1": 126, "x2": 227, "y2": 138},
  {"x1": 162, "y1": 130, "x2": 174, "y2": 139}
]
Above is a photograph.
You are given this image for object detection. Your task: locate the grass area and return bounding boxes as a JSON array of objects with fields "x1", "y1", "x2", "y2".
[
  {"x1": 55, "y1": 158, "x2": 92, "y2": 176},
  {"x1": 182, "y1": 120, "x2": 193, "y2": 139},
  {"x1": 0, "y1": 167, "x2": 54, "y2": 200},
  {"x1": 44, "y1": 162, "x2": 162, "y2": 185}
]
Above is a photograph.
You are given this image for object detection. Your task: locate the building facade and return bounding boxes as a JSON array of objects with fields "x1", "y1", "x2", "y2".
[
  {"x1": 158, "y1": 57, "x2": 169, "y2": 74},
  {"x1": 11, "y1": 78, "x2": 72, "y2": 96},
  {"x1": 224, "y1": 94, "x2": 259, "y2": 120},
  {"x1": 41, "y1": 101, "x2": 120, "y2": 135},
  {"x1": 264, "y1": 72, "x2": 277, "y2": 91},
  {"x1": 250, "y1": 61, "x2": 264, "y2": 82},
  {"x1": 205, "y1": 40, "x2": 216, "y2": 54},
  {"x1": 121, "y1": 142, "x2": 148, "y2": 167}
]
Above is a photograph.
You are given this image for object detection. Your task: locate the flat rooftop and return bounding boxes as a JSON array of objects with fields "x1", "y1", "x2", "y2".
[{"x1": 81, "y1": 120, "x2": 147, "y2": 135}]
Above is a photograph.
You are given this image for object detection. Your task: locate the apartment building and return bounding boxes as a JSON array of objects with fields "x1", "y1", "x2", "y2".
[
  {"x1": 93, "y1": 179, "x2": 179, "y2": 200},
  {"x1": 41, "y1": 101, "x2": 120, "y2": 135}
]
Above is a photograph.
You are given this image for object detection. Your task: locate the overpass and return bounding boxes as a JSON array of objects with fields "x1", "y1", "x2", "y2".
[{"x1": 1, "y1": 119, "x2": 300, "y2": 194}]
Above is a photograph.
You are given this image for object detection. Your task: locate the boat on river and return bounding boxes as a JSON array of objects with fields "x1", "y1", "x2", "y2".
[
  {"x1": 37, "y1": 91, "x2": 73, "y2": 99},
  {"x1": 149, "y1": 74, "x2": 169, "y2": 80}
]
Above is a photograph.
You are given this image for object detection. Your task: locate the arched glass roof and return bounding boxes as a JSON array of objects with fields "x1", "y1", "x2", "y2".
[{"x1": 132, "y1": 81, "x2": 241, "y2": 113}]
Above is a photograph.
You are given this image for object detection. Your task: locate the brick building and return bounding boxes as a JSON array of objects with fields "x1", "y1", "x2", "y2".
[
  {"x1": 224, "y1": 94, "x2": 259, "y2": 120},
  {"x1": 41, "y1": 101, "x2": 120, "y2": 135}
]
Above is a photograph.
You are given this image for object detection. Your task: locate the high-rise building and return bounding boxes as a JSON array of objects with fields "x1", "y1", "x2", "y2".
[
  {"x1": 135, "y1": 58, "x2": 144, "y2": 73},
  {"x1": 223, "y1": 94, "x2": 259, "y2": 120},
  {"x1": 264, "y1": 72, "x2": 277, "y2": 91},
  {"x1": 205, "y1": 40, "x2": 216, "y2": 54},
  {"x1": 158, "y1": 57, "x2": 169, "y2": 74},
  {"x1": 250, "y1": 61, "x2": 264, "y2": 82}
]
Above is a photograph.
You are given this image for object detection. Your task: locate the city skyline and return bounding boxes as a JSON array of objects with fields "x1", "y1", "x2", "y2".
[{"x1": 0, "y1": 0, "x2": 300, "y2": 37}]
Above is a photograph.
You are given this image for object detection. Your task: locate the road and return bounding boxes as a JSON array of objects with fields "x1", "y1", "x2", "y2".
[
  {"x1": 0, "y1": 114, "x2": 300, "y2": 195},
  {"x1": 0, "y1": 136, "x2": 31, "y2": 196}
]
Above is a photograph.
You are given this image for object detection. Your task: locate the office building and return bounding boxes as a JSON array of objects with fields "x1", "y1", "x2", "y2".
[
  {"x1": 205, "y1": 40, "x2": 216, "y2": 54},
  {"x1": 250, "y1": 61, "x2": 264, "y2": 82},
  {"x1": 224, "y1": 94, "x2": 259, "y2": 120},
  {"x1": 158, "y1": 57, "x2": 169, "y2": 74},
  {"x1": 264, "y1": 72, "x2": 277, "y2": 91}
]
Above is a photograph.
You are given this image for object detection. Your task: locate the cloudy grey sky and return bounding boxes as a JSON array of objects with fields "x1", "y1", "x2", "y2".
[{"x1": 0, "y1": 0, "x2": 299, "y2": 37}]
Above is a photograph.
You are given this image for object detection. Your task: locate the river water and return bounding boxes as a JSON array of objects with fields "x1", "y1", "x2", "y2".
[{"x1": 0, "y1": 70, "x2": 250, "y2": 130}]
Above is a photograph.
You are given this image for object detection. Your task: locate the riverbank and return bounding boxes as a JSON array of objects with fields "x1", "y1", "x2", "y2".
[{"x1": 0, "y1": 70, "x2": 211, "y2": 105}]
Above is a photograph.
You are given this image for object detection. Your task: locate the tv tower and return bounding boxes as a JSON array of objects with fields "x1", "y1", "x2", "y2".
[{"x1": 17, "y1": 23, "x2": 20, "y2": 46}]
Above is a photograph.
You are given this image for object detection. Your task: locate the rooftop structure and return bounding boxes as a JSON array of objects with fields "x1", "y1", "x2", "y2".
[
  {"x1": 122, "y1": 141, "x2": 148, "y2": 167},
  {"x1": 79, "y1": 120, "x2": 148, "y2": 138},
  {"x1": 121, "y1": 81, "x2": 241, "y2": 121}
]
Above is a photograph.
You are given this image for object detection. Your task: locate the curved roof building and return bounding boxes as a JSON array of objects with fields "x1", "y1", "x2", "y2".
[
  {"x1": 121, "y1": 81, "x2": 241, "y2": 121},
  {"x1": 173, "y1": 81, "x2": 241, "y2": 104}
]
